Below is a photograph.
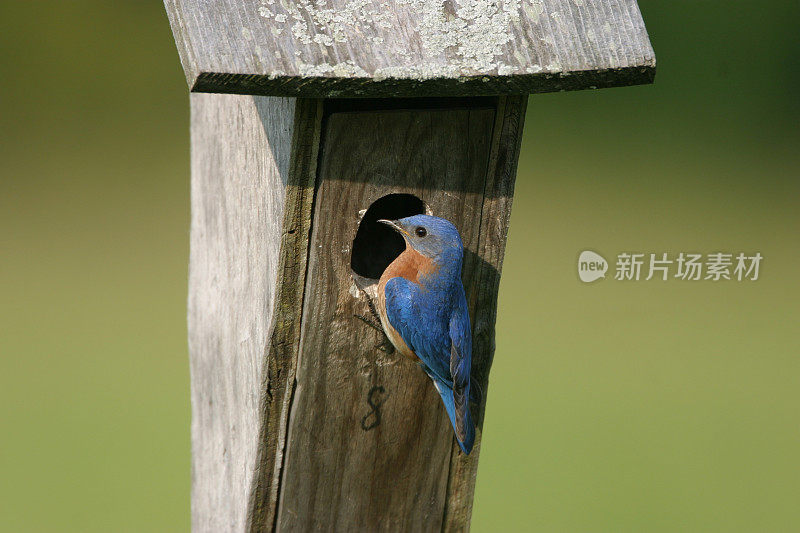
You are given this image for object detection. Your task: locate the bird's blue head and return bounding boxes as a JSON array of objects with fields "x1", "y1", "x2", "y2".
[{"x1": 378, "y1": 214, "x2": 463, "y2": 264}]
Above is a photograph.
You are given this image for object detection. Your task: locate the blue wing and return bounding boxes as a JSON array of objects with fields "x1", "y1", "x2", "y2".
[
  {"x1": 449, "y1": 284, "x2": 475, "y2": 453},
  {"x1": 384, "y1": 277, "x2": 450, "y2": 382},
  {"x1": 384, "y1": 277, "x2": 475, "y2": 454}
]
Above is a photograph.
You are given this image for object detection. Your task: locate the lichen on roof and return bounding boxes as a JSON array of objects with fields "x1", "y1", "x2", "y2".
[{"x1": 258, "y1": 0, "x2": 528, "y2": 79}]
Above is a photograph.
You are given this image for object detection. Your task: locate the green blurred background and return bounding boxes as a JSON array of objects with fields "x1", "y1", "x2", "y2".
[{"x1": 1, "y1": 1, "x2": 797, "y2": 531}]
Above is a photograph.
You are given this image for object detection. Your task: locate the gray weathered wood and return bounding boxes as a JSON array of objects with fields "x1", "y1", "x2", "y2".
[
  {"x1": 248, "y1": 96, "x2": 524, "y2": 531},
  {"x1": 189, "y1": 95, "x2": 525, "y2": 532},
  {"x1": 188, "y1": 93, "x2": 321, "y2": 532},
  {"x1": 164, "y1": 0, "x2": 655, "y2": 97},
  {"x1": 246, "y1": 99, "x2": 324, "y2": 533}
]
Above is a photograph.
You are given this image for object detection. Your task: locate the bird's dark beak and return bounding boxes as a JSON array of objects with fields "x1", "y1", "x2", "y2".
[{"x1": 377, "y1": 219, "x2": 409, "y2": 237}]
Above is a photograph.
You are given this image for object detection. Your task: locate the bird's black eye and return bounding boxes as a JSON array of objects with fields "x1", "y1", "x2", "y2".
[{"x1": 415, "y1": 226, "x2": 427, "y2": 237}]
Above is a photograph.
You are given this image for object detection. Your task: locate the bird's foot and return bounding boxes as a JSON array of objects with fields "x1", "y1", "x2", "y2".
[
  {"x1": 353, "y1": 314, "x2": 395, "y2": 355},
  {"x1": 354, "y1": 313, "x2": 382, "y2": 332},
  {"x1": 377, "y1": 337, "x2": 395, "y2": 354}
]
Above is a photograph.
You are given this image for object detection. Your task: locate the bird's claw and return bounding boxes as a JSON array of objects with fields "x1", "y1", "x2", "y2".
[
  {"x1": 354, "y1": 313, "x2": 382, "y2": 332},
  {"x1": 353, "y1": 313, "x2": 395, "y2": 355},
  {"x1": 377, "y1": 338, "x2": 395, "y2": 354}
]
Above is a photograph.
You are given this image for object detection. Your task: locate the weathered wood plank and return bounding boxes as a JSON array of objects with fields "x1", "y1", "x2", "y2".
[
  {"x1": 265, "y1": 98, "x2": 522, "y2": 531},
  {"x1": 189, "y1": 94, "x2": 526, "y2": 532},
  {"x1": 189, "y1": 93, "x2": 296, "y2": 532},
  {"x1": 164, "y1": 0, "x2": 655, "y2": 97},
  {"x1": 246, "y1": 99, "x2": 324, "y2": 533}
]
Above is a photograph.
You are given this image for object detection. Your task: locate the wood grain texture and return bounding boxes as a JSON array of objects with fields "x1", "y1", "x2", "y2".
[
  {"x1": 189, "y1": 95, "x2": 525, "y2": 531},
  {"x1": 247, "y1": 99, "x2": 324, "y2": 533},
  {"x1": 164, "y1": 0, "x2": 655, "y2": 98},
  {"x1": 189, "y1": 93, "x2": 296, "y2": 532},
  {"x1": 265, "y1": 97, "x2": 523, "y2": 531}
]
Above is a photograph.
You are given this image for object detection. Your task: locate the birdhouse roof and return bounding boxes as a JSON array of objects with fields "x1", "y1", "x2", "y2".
[{"x1": 165, "y1": 0, "x2": 655, "y2": 97}]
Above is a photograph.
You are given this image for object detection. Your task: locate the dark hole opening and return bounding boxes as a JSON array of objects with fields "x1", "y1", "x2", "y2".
[{"x1": 350, "y1": 193, "x2": 426, "y2": 280}]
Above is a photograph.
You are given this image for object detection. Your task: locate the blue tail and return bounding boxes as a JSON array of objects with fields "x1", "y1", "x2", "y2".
[{"x1": 433, "y1": 379, "x2": 475, "y2": 454}]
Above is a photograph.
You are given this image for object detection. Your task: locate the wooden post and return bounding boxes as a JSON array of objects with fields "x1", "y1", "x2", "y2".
[{"x1": 165, "y1": 1, "x2": 654, "y2": 531}]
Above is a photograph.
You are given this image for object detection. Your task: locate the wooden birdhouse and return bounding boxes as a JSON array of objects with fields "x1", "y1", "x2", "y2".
[{"x1": 164, "y1": 0, "x2": 654, "y2": 530}]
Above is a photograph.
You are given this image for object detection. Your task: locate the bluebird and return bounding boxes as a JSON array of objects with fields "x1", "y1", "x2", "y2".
[{"x1": 376, "y1": 215, "x2": 475, "y2": 454}]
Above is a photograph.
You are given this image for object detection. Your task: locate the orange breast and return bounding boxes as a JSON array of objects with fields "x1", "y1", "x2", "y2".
[{"x1": 383, "y1": 247, "x2": 439, "y2": 284}]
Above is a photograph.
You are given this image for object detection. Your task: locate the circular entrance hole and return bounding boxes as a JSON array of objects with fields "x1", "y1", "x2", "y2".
[{"x1": 350, "y1": 193, "x2": 426, "y2": 280}]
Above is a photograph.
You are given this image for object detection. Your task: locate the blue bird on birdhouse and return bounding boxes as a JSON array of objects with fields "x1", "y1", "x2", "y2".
[{"x1": 376, "y1": 215, "x2": 475, "y2": 454}]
